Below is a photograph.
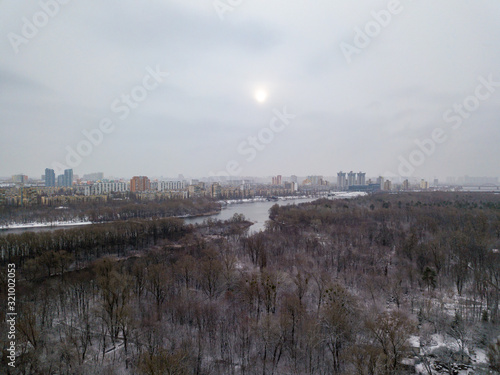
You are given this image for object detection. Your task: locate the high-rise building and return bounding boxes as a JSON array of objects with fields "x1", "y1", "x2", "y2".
[
  {"x1": 130, "y1": 176, "x2": 151, "y2": 192},
  {"x1": 57, "y1": 174, "x2": 64, "y2": 186},
  {"x1": 337, "y1": 171, "x2": 347, "y2": 190},
  {"x1": 403, "y1": 179, "x2": 409, "y2": 191},
  {"x1": 45, "y1": 168, "x2": 56, "y2": 187},
  {"x1": 272, "y1": 175, "x2": 282, "y2": 185},
  {"x1": 357, "y1": 172, "x2": 366, "y2": 185},
  {"x1": 63, "y1": 169, "x2": 73, "y2": 187},
  {"x1": 347, "y1": 171, "x2": 356, "y2": 186}
]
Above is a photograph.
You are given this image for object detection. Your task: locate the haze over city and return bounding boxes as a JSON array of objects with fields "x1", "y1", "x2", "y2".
[{"x1": 1, "y1": 1, "x2": 500, "y2": 179}]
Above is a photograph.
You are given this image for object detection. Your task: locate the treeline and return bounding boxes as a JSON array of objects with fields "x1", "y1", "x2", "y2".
[
  {"x1": 267, "y1": 193, "x2": 500, "y2": 322},
  {"x1": 0, "y1": 217, "x2": 186, "y2": 266},
  {"x1": 0, "y1": 197, "x2": 220, "y2": 226},
  {"x1": 0, "y1": 192, "x2": 499, "y2": 374}
]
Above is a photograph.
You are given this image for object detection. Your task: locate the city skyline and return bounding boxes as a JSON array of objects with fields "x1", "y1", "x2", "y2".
[{"x1": 3, "y1": 166, "x2": 500, "y2": 187}]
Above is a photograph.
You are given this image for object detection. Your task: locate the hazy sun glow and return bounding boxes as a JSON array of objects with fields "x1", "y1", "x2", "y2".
[{"x1": 254, "y1": 89, "x2": 268, "y2": 103}]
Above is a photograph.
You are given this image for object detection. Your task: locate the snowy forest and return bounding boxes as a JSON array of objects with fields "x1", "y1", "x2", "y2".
[{"x1": 1, "y1": 192, "x2": 500, "y2": 374}]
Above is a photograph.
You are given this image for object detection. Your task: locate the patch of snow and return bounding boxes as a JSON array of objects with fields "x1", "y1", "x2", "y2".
[
  {"x1": 0, "y1": 221, "x2": 92, "y2": 230},
  {"x1": 415, "y1": 363, "x2": 427, "y2": 374},
  {"x1": 471, "y1": 348, "x2": 487, "y2": 364},
  {"x1": 409, "y1": 335, "x2": 421, "y2": 348},
  {"x1": 430, "y1": 333, "x2": 446, "y2": 348}
]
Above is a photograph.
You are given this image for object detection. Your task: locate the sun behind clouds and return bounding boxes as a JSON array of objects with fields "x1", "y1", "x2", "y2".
[{"x1": 254, "y1": 89, "x2": 268, "y2": 103}]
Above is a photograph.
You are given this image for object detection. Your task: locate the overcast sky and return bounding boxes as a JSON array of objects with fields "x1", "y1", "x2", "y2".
[{"x1": 1, "y1": 0, "x2": 499, "y2": 180}]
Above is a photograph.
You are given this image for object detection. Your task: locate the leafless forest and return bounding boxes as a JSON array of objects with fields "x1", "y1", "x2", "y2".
[
  {"x1": 0, "y1": 197, "x2": 220, "y2": 226},
  {"x1": 1, "y1": 192, "x2": 500, "y2": 374}
]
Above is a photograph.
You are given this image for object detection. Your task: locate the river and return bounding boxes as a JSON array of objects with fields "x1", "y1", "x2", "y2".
[
  {"x1": 0, "y1": 198, "x2": 314, "y2": 236},
  {"x1": 184, "y1": 197, "x2": 318, "y2": 233},
  {"x1": 184, "y1": 192, "x2": 365, "y2": 232},
  {"x1": 0, "y1": 193, "x2": 365, "y2": 235}
]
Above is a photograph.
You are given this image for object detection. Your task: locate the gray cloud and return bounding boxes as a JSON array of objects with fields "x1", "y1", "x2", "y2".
[{"x1": 0, "y1": 0, "x2": 499, "y2": 180}]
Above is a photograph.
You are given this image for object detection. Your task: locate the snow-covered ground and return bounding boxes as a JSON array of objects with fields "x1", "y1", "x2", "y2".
[
  {"x1": 411, "y1": 332, "x2": 490, "y2": 374},
  {"x1": 330, "y1": 191, "x2": 367, "y2": 198},
  {"x1": 0, "y1": 220, "x2": 92, "y2": 230},
  {"x1": 219, "y1": 196, "x2": 310, "y2": 205},
  {"x1": 219, "y1": 192, "x2": 367, "y2": 205}
]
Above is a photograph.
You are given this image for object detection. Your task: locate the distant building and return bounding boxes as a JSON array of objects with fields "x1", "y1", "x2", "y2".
[
  {"x1": 284, "y1": 181, "x2": 299, "y2": 192},
  {"x1": 91, "y1": 182, "x2": 127, "y2": 195},
  {"x1": 307, "y1": 175, "x2": 324, "y2": 185},
  {"x1": 337, "y1": 171, "x2": 367, "y2": 189},
  {"x1": 420, "y1": 179, "x2": 429, "y2": 190},
  {"x1": 130, "y1": 176, "x2": 151, "y2": 192},
  {"x1": 211, "y1": 182, "x2": 221, "y2": 198},
  {"x1": 383, "y1": 180, "x2": 392, "y2": 191},
  {"x1": 158, "y1": 181, "x2": 186, "y2": 191},
  {"x1": 12, "y1": 174, "x2": 28, "y2": 184},
  {"x1": 377, "y1": 176, "x2": 384, "y2": 189},
  {"x1": 347, "y1": 171, "x2": 356, "y2": 187},
  {"x1": 75, "y1": 185, "x2": 91, "y2": 196},
  {"x1": 357, "y1": 172, "x2": 366, "y2": 186},
  {"x1": 290, "y1": 175, "x2": 298, "y2": 183},
  {"x1": 55, "y1": 169, "x2": 73, "y2": 187},
  {"x1": 348, "y1": 184, "x2": 380, "y2": 192},
  {"x1": 403, "y1": 179, "x2": 409, "y2": 191},
  {"x1": 337, "y1": 172, "x2": 347, "y2": 190},
  {"x1": 63, "y1": 169, "x2": 73, "y2": 187},
  {"x1": 272, "y1": 175, "x2": 282, "y2": 185},
  {"x1": 45, "y1": 168, "x2": 56, "y2": 187}
]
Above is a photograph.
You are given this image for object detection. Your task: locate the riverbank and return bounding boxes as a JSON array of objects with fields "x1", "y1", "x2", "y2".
[
  {"x1": 0, "y1": 221, "x2": 93, "y2": 231},
  {"x1": 0, "y1": 207, "x2": 224, "y2": 232},
  {"x1": 218, "y1": 195, "x2": 312, "y2": 205},
  {"x1": 0, "y1": 193, "x2": 366, "y2": 233},
  {"x1": 219, "y1": 191, "x2": 367, "y2": 204}
]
